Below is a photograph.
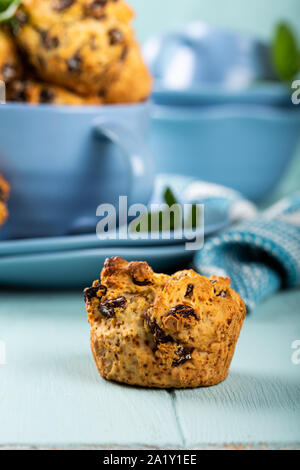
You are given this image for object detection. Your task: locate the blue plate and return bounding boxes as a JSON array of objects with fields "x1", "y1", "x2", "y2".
[
  {"x1": 0, "y1": 175, "x2": 256, "y2": 288},
  {"x1": 0, "y1": 245, "x2": 195, "y2": 288},
  {"x1": 0, "y1": 203, "x2": 229, "y2": 257}
]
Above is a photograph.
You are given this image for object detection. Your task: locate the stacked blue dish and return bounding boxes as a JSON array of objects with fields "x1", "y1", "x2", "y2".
[{"x1": 144, "y1": 22, "x2": 300, "y2": 202}]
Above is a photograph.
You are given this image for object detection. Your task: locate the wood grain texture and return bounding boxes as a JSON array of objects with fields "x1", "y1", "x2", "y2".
[
  {"x1": 174, "y1": 289, "x2": 300, "y2": 447},
  {"x1": 0, "y1": 288, "x2": 299, "y2": 448},
  {"x1": 0, "y1": 291, "x2": 181, "y2": 448}
]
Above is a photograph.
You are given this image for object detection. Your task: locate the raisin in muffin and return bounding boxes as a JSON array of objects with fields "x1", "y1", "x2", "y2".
[
  {"x1": 7, "y1": 79, "x2": 103, "y2": 105},
  {"x1": 0, "y1": 174, "x2": 10, "y2": 228},
  {"x1": 84, "y1": 257, "x2": 246, "y2": 389},
  {"x1": 13, "y1": 0, "x2": 152, "y2": 100},
  {"x1": 0, "y1": 27, "x2": 22, "y2": 86},
  {"x1": 103, "y1": 42, "x2": 153, "y2": 104}
]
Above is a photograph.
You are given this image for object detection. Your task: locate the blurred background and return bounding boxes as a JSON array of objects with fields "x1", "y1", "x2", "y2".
[
  {"x1": 131, "y1": 0, "x2": 300, "y2": 43},
  {"x1": 1, "y1": 0, "x2": 300, "y2": 285},
  {"x1": 132, "y1": 0, "x2": 300, "y2": 204}
]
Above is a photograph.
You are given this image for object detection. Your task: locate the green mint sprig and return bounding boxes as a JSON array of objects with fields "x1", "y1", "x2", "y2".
[
  {"x1": 0, "y1": 0, "x2": 21, "y2": 23},
  {"x1": 132, "y1": 186, "x2": 202, "y2": 234},
  {"x1": 272, "y1": 22, "x2": 300, "y2": 83}
]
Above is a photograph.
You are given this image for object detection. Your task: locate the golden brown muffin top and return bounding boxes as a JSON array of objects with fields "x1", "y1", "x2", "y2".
[
  {"x1": 0, "y1": 174, "x2": 10, "y2": 203},
  {"x1": 0, "y1": 27, "x2": 23, "y2": 84},
  {"x1": 85, "y1": 257, "x2": 246, "y2": 351},
  {"x1": 17, "y1": 0, "x2": 134, "y2": 28},
  {"x1": 7, "y1": 78, "x2": 103, "y2": 105},
  {"x1": 0, "y1": 174, "x2": 10, "y2": 228}
]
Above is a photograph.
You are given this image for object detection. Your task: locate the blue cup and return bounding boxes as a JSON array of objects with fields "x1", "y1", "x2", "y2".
[
  {"x1": 0, "y1": 102, "x2": 154, "y2": 239},
  {"x1": 144, "y1": 22, "x2": 276, "y2": 96}
]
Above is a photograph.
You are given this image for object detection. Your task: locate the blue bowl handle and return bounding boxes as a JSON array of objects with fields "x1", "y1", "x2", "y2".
[{"x1": 93, "y1": 117, "x2": 154, "y2": 206}]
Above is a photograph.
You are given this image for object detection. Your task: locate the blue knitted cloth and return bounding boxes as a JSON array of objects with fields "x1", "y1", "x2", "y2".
[
  {"x1": 156, "y1": 175, "x2": 300, "y2": 311},
  {"x1": 195, "y1": 193, "x2": 300, "y2": 310}
]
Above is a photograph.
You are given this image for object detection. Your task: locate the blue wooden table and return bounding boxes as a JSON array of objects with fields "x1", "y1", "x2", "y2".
[{"x1": 0, "y1": 287, "x2": 299, "y2": 449}]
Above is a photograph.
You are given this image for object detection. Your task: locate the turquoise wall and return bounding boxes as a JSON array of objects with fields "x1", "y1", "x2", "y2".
[{"x1": 130, "y1": 0, "x2": 300, "y2": 44}]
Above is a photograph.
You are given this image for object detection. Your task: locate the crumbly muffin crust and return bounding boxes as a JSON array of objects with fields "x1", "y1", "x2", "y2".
[
  {"x1": 0, "y1": 27, "x2": 23, "y2": 85},
  {"x1": 0, "y1": 174, "x2": 10, "y2": 228},
  {"x1": 85, "y1": 257, "x2": 246, "y2": 389},
  {"x1": 7, "y1": 78, "x2": 103, "y2": 105},
  {"x1": 13, "y1": 0, "x2": 152, "y2": 100},
  {"x1": 103, "y1": 42, "x2": 153, "y2": 104}
]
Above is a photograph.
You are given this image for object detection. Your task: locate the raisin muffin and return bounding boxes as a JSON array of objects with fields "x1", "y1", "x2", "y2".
[
  {"x1": 13, "y1": 0, "x2": 152, "y2": 100},
  {"x1": 103, "y1": 42, "x2": 153, "y2": 104},
  {"x1": 7, "y1": 79, "x2": 103, "y2": 105},
  {"x1": 0, "y1": 27, "x2": 22, "y2": 86},
  {"x1": 0, "y1": 174, "x2": 10, "y2": 228},
  {"x1": 84, "y1": 257, "x2": 246, "y2": 389},
  {"x1": 14, "y1": 0, "x2": 134, "y2": 28}
]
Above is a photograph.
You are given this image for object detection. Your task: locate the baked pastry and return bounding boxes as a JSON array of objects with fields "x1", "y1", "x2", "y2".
[
  {"x1": 0, "y1": 174, "x2": 10, "y2": 228},
  {"x1": 14, "y1": 0, "x2": 134, "y2": 28},
  {"x1": 84, "y1": 257, "x2": 246, "y2": 389},
  {"x1": 7, "y1": 79, "x2": 103, "y2": 105},
  {"x1": 0, "y1": 16, "x2": 102, "y2": 105},
  {"x1": 0, "y1": 27, "x2": 22, "y2": 85},
  {"x1": 103, "y1": 42, "x2": 153, "y2": 104},
  {"x1": 13, "y1": 0, "x2": 152, "y2": 101}
]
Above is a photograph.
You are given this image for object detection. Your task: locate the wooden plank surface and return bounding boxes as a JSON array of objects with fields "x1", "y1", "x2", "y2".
[
  {"x1": 0, "y1": 291, "x2": 181, "y2": 448},
  {"x1": 174, "y1": 289, "x2": 300, "y2": 447},
  {"x1": 0, "y1": 288, "x2": 299, "y2": 448}
]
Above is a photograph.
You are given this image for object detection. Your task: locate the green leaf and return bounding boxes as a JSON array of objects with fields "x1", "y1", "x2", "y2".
[
  {"x1": 272, "y1": 22, "x2": 300, "y2": 83},
  {"x1": 131, "y1": 187, "x2": 204, "y2": 235},
  {"x1": 185, "y1": 204, "x2": 203, "y2": 230},
  {"x1": 0, "y1": 0, "x2": 20, "y2": 23},
  {"x1": 163, "y1": 186, "x2": 178, "y2": 208},
  {"x1": 0, "y1": 1, "x2": 13, "y2": 13},
  {"x1": 163, "y1": 187, "x2": 180, "y2": 231}
]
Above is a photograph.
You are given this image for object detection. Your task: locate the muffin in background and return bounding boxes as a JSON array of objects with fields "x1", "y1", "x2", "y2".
[
  {"x1": 16, "y1": 0, "x2": 135, "y2": 27},
  {"x1": 13, "y1": 0, "x2": 152, "y2": 102},
  {"x1": 7, "y1": 79, "x2": 103, "y2": 105},
  {"x1": 0, "y1": 27, "x2": 23, "y2": 85},
  {"x1": 0, "y1": 24, "x2": 103, "y2": 106},
  {"x1": 104, "y1": 42, "x2": 153, "y2": 104},
  {"x1": 0, "y1": 174, "x2": 10, "y2": 228}
]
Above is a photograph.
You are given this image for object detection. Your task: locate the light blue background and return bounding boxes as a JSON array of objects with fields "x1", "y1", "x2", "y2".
[{"x1": 131, "y1": 0, "x2": 300, "y2": 43}]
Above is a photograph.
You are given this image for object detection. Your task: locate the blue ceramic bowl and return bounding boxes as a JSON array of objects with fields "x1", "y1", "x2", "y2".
[
  {"x1": 144, "y1": 22, "x2": 290, "y2": 107},
  {"x1": 151, "y1": 83, "x2": 292, "y2": 108},
  {"x1": 0, "y1": 102, "x2": 154, "y2": 239},
  {"x1": 148, "y1": 104, "x2": 300, "y2": 202}
]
